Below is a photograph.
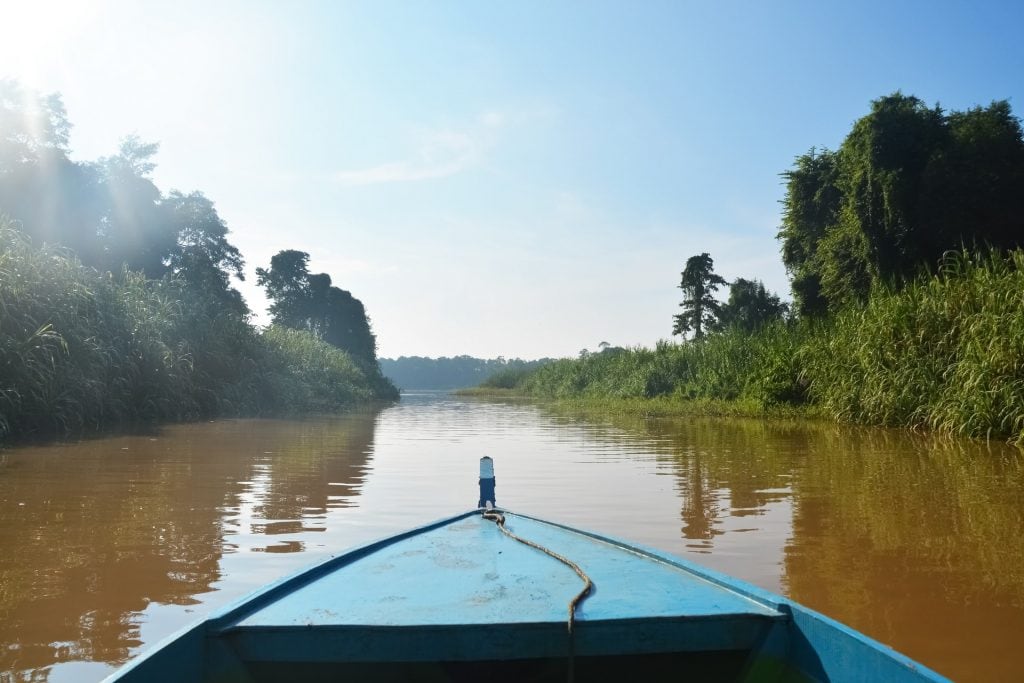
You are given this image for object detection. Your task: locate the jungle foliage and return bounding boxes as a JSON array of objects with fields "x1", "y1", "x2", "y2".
[
  {"x1": 0, "y1": 80, "x2": 396, "y2": 440},
  {"x1": 504, "y1": 93, "x2": 1024, "y2": 443},
  {"x1": 779, "y1": 93, "x2": 1024, "y2": 318},
  {"x1": 257, "y1": 250, "x2": 378, "y2": 366},
  {"x1": 510, "y1": 249, "x2": 1024, "y2": 442},
  {"x1": 672, "y1": 253, "x2": 727, "y2": 339},
  {"x1": 0, "y1": 225, "x2": 395, "y2": 439},
  {"x1": 0, "y1": 81, "x2": 246, "y2": 307}
]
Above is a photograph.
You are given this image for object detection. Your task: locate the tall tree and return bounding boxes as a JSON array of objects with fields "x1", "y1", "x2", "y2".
[
  {"x1": 95, "y1": 136, "x2": 176, "y2": 277},
  {"x1": 256, "y1": 250, "x2": 378, "y2": 364},
  {"x1": 919, "y1": 101, "x2": 1024, "y2": 258},
  {"x1": 0, "y1": 79, "x2": 103, "y2": 258},
  {"x1": 164, "y1": 190, "x2": 247, "y2": 315},
  {"x1": 0, "y1": 78, "x2": 69, "y2": 165},
  {"x1": 256, "y1": 250, "x2": 314, "y2": 329},
  {"x1": 0, "y1": 86, "x2": 179, "y2": 280},
  {"x1": 673, "y1": 253, "x2": 726, "y2": 339},
  {"x1": 322, "y1": 286, "x2": 377, "y2": 363},
  {"x1": 717, "y1": 278, "x2": 789, "y2": 332},
  {"x1": 838, "y1": 93, "x2": 945, "y2": 285},
  {"x1": 778, "y1": 92, "x2": 1024, "y2": 318},
  {"x1": 778, "y1": 148, "x2": 841, "y2": 317}
]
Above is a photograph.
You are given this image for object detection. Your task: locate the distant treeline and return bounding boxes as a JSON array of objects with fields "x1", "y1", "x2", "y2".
[
  {"x1": 380, "y1": 356, "x2": 551, "y2": 390},
  {"x1": 493, "y1": 93, "x2": 1024, "y2": 443},
  {"x1": 0, "y1": 79, "x2": 396, "y2": 441}
]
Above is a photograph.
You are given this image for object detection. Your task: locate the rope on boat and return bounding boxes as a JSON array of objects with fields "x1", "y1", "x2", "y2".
[{"x1": 481, "y1": 508, "x2": 593, "y2": 682}]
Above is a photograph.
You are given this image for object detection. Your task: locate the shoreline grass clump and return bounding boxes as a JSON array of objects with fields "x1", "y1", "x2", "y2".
[
  {"x1": 515, "y1": 323, "x2": 808, "y2": 409},
  {"x1": 489, "y1": 249, "x2": 1024, "y2": 443},
  {"x1": 0, "y1": 223, "x2": 397, "y2": 442},
  {"x1": 802, "y1": 250, "x2": 1024, "y2": 442}
]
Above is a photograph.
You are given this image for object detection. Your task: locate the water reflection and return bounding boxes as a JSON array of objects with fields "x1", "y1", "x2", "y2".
[
  {"x1": 0, "y1": 412, "x2": 379, "y2": 681},
  {"x1": 537, "y1": 409, "x2": 1024, "y2": 682},
  {"x1": 780, "y1": 427, "x2": 1024, "y2": 682},
  {"x1": 1, "y1": 394, "x2": 1023, "y2": 682}
]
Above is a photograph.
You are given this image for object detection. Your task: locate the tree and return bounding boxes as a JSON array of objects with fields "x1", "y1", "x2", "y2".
[
  {"x1": 94, "y1": 136, "x2": 176, "y2": 277},
  {"x1": 673, "y1": 253, "x2": 726, "y2": 339},
  {"x1": 0, "y1": 79, "x2": 103, "y2": 258},
  {"x1": 778, "y1": 93, "x2": 1024, "y2": 318},
  {"x1": 838, "y1": 93, "x2": 945, "y2": 285},
  {"x1": 919, "y1": 101, "x2": 1024, "y2": 258},
  {"x1": 778, "y1": 148, "x2": 841, "y2": 317},
  {"x1": 256, "y1": 250, "x2": 378, "y2": 364},
  {"x1": 322, "y1": 286, "x2": 377, "y2": 363},
  {"x1": 0, "y1": 78, "x2": 70, "y2": 166},
  {"x1": 256, "y1": 250, "x2": 314, "y2": 329},
  {"x1": 1, "y1": 83, "x2": 192, "y2": 281},
  {"x1": 164, "y1": 190, "x2": 247, "y2": 316},
  {"x1": 717, "y1": 278, "x2": 789, "y2": 332},
  {"x1": 1, "y1": 85, "x2": 183, "y2": 280}
]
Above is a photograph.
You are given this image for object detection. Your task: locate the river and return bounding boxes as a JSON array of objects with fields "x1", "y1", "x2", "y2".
[{"x1": 1, "y1": 391, "x2": 1023, "y2": 681}]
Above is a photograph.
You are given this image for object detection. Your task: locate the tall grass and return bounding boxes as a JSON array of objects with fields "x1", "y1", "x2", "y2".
[
  {"x1": 479, "y1": 366, "x2": 537, "y2": 390},
  {"x1": 518, "y1": 324, "x2": 808, "y2": 408},
  {"x1": 0, "y1": 223, "x2": 396, "y2": 440},
  {"x1": 259, "y1": 326, "x2": 376, "y2": 412},
  {"x1": 508, "y1": 249, "x2": 1024, "y2": 442},
  {"x1": 803, "y1": 250, "x2": 1024, "y2": 442}
]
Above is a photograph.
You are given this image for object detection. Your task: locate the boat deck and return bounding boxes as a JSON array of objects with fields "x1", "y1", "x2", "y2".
[
  {"x1": 108, "y1": 508, "x2": 952, "y2": 683},
  {"x1": 220, "y1": 512, "x2": 786, "y2": 663}
]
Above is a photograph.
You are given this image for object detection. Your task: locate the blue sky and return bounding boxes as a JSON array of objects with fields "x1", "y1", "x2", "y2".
[{"x1": 1, "y1": 0, "x2": 1022, "y2": 358}]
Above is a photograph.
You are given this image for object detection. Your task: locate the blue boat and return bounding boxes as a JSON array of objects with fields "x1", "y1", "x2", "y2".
[{"x1": 107, "y1": 457, "x2": 950, "y2": 682}]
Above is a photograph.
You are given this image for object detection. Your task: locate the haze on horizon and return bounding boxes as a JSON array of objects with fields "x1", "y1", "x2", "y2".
[{"x1": 1, "y1": 0, "x2": 1021, "y2": 360}]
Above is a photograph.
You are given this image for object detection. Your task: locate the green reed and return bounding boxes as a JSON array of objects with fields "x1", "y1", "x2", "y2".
[
  {"x1": 509, "y1": 249, "x2": 1024, "y2": 442},
  {"x1": 479, "y1": 366, "x2": 536, "y2": 390},
  {"x1": 803, "y1": 250, "x2": 1024, "y2": 442},
  {"x1": 518, "y1": 323, "x2": 808, "y2": 408}
]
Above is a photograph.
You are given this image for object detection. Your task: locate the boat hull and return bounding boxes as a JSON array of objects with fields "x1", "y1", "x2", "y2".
[{"x1": 106, "y1": 510, "x2": 950, "y2": 683}]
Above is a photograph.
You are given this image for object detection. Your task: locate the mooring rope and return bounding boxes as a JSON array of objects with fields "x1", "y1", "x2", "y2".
[{"x1": 481, "y1": 509, "x2": 593, "y2": 682}]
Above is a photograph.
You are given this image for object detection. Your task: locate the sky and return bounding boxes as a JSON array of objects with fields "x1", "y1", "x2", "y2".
[{"x1": 1, "y1": 0, "x2": 1022, "y2": 360}]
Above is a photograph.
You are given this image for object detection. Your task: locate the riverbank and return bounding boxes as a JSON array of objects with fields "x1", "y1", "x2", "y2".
[
  {"x1": 456, "y1": 388, "x2": 817, "y2": 420},
  {"x1": 474, "y1": 250, "x2": 1024, "y2": 444},
  {"x1": 0, "y1": 226, "x2": 397, "y2": 442}
]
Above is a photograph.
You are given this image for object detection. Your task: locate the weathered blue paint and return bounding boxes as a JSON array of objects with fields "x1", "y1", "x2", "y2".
[{"x1": 105, "y1": 509, "x2": 952, "y2": 683}]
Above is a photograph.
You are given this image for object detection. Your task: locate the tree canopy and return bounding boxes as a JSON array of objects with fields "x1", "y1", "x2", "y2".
[
  {"x1": 673, "y1": 253, "x2": 727, "y2": 339},
  {"x1": 256, "y1": 250, "x2": 378, "y2": 365},
  {"x1": 779, "y1": 93, "x2": 1024, "y2": 317},
  {"x1": 164, "y1": 190, "x2": 247, "y2": 315},
  {"x1": 0, "y1": 79, "x2": 248, "y2": 315},
  {"x1": 717, "y1": 278, "x2": 789, "y2": 332}
]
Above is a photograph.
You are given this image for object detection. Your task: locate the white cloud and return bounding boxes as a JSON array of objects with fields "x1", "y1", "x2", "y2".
[
  {"x1": 332, "y1": 155, "x2": 473, "y2": 185},
  {"x1": 332, "y1": 112, "x2": 503, "y2": 186}
]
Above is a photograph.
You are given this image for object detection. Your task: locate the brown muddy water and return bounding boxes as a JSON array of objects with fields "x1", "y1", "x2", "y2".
[{"x1": 1, "y1": 391, "x2": 1023, "y2": 681}]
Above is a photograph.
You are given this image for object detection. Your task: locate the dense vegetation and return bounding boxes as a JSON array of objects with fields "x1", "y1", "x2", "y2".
[
  {"x1": 511, "y1": 326, "x2": 805, "y2": 409},
  {"x1": 509, "y1": 250, "x2": 1024, "y2": 441},
  {"x1": 257, "y1": 250, "x2": 379, "y2": 367},
  {"x1": 380, "y1": 355, "x2": 550, "y2": 390},
  {"x1": 497, "y1": 93, "x2": 1024, "y2": 443},
  {"x1": 0, "y1": 80, "x2": 395, "y2": 441},
  {"x1": 779, "y1": 93, "x2": 1024, "y2": 318},
  {"x1": 0, "y1": 223, "x2": 393, "y2": 439}
]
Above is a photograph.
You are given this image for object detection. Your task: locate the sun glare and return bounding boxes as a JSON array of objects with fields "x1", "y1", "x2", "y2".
[{"x1": 0, "y1": 0, "x2": 102, "y2": 86}]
